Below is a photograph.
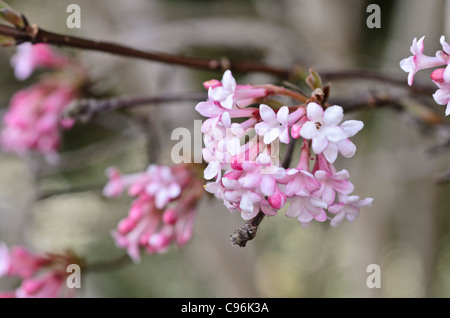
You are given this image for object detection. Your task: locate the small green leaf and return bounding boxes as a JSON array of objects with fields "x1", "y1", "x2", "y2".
[{"x1": 306, "y1": 68, "x2": 323, "y2": 90}]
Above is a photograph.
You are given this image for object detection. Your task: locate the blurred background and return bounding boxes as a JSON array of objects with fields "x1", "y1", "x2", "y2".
[{"x1": 0, "y1": 0, "x2": 449, "y2": 298}]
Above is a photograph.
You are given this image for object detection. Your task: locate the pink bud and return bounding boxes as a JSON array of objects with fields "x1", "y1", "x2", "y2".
[
  {"x1": 431, "y1": 68, "x2": 445, "y2": 82},
  {"x1": 203, "y1": 79, "x2": 222, "y2": 90},
  {"x1": 268, "y1": 188, "x2": 286, "y2": 209},
  {"x1": 163, "y1": 209, "x2": 178, "y2": 225},
  {"x1": 117, "y1": 218, "x2": 136, "y2": 235}
]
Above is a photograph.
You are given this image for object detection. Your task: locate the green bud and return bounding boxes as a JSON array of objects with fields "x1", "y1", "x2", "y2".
[{"x1": 0, "y1": 1, "x2": 26, "y2": 28}]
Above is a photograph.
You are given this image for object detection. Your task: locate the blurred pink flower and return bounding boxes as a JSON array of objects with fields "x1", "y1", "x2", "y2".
[
  {"x1": 104, "y1": 164, "x2": 204, "y2": 262},
  {"x1": 1, "y1": 79, "x2": 78, "y2": 161},
  {"x1": 0, "y1": 243, "x2": 77, "y2": 298},
  {"x1": 11, "y1": 43, "x2": 69, "y2": 81}
]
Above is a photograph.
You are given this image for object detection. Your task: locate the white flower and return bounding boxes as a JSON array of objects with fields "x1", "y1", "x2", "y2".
[
  {"x1": 255, "y1": 104, "x2": 290, "y2": 144},
  {"x1": 300, "y1": 103, "x2": 363, "y2": 163}
]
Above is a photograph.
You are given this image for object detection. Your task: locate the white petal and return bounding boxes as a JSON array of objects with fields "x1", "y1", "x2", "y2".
[
  {"x1": 324, "y1": 126, "x2": 347, "y2": 143},
  {"x1": 337, "y1": 139, "x2": 357, "y2": 158},
  {"x1": 311, "y1": 134, "x2": 328, "y2": 154},
  {"x1": 204, "y1": 161, "x2": 221, "y2": 180},
  {"x1": 299, "y1": 121, "x2": 318, "y2": 140},
  {"x1": 222, "y1": 70, "x2": 236, "y2": 92},
  {"x1": 277, "y1": 106, "x2": 289, "y2": 126},
  {"x1": 306, "y1": 102, "x2": 324, "y2": 121},
  {"x1": 323, "y1": 106, "x2": 344, "y2": 126},
  {"x1": 340, "y1": 120, "x2": 364, "y2": 138},
  {"x1": 323, "y1": 142, "x2": 339, "y2": 163},
  {"x1": 259, "y1": 104, "x2": 277, "y2": 123},
  {"x1": 263, "y1": 128, "x2": 280, "y2": 144}
]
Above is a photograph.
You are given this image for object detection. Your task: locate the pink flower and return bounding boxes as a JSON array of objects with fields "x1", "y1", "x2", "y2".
[
  {"x1": 299, "y1": 103, "x2": 363, "y2": 163},
  {"x1": 1, "y1": 79, "x2": 78, "y2": 161},
  {"x1": 11, "y1": 43, "x2": 69, "y2": 81},
  {"x1": 399, "y1": 36, "x2": 446, "y2": 86},
  {"x1": 312, "y1": 155, "x2": 354, "y2": 205},
  {"x1": 328, "y1": 195, "x2": 374, "y2": 227},
  {"x1": 16, "y1": 273, "x2": 69, "y2": 298},
  {"x1": 104, "y1": 164, "x2": 203, "y2": 262}
]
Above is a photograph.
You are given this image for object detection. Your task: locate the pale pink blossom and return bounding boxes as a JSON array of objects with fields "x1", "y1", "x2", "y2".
[
  {"x1": 11, "y1": 43, "x2": 69, "y2": 81},
  {"x1": 0, "y1": 243, "x2": 76, "y2": 298},
  {"x1": 399, "y1": 36, "x2": 446, "y2": 86},
  {"x1": 208, "y1": 70, "x2": 268, "y2": 109},
  {"x1": 328, "y1": 195, "x2": 374, "y2": 227}
]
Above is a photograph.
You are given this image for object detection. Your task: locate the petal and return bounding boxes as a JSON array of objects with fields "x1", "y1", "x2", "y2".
[
  {"x1": 323, "y1": 142, "x2": 339, "y2": 163},
  {"x1": 323, "y1": 126, "x2": 347, "y2": 143},
  {"x1": 323, "y1": 105, "x2": 343, "y2": 126},
  {"x1": 279, "y1": 127, "x2": 290, "y2": 144},
  {"x1": 306, "y1": 102, "x2": 323, "y2": 121},
  {"x1": 337, "y1": 139, "x2": 357, "y2": 158},
  {"x1": 259, "y1": 104, "x2": 277, "y2": 123},
  {"x1": 221, "y1": 70, "x2": 236, "y2": 92},
  {"x1": 260, "y1": 176, "x2": 276, "y2": 196},
  {"x1": 204, "y1": 161, "x2": 221, "y2": 180},
  {"x1": 330, "y1": 212, "x2": 346, "y2": 227},
  {"x1": 254, "y1": 122, "x2": 270, "y2": 136},
  {"x1": 264, "y1": 128, "x2": 280, "y2": 144},
  {"x1": 276, "y1": 106, "x2": 289, "y2": 126},
  {"x1": 311, "y1": 134, "x2": 328, "y2": 154},
  {"x1": 222, "y1": 94, "x2": 234, "y2": 109},
  {"x1": 322, "y1": 185, "x2": 336, "y2": 205},
  {"x1": 340, "y1": 120, "x2": 364, "y2": 138},
  {"x1": 299, "y1": 121, "x2": 318, "y2": 140}
]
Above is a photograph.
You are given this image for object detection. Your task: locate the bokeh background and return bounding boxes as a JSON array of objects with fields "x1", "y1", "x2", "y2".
[{"x1": 0, "y1": 0, "x2": 449, "y2": 297}]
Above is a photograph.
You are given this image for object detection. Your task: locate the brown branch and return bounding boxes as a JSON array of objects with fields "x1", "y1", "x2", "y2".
[
  {"x1": 0, "y1": 23, "x2": 290, "y2": 77},
  {"x1": 0, "y1": 23, "x2": 437, "y2": 95},
  {"x1": 65, "y1": 92, "x2": 208, "y2": 122}
]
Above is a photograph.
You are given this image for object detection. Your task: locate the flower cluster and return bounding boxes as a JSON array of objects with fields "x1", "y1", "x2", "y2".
[
  {"x1": 400, "y1": 36, "x2": 450, "y2": 116},
  {"x1": 197, "y1": 71, "x2": 373, "y2": 227},
  {"x1": 0, "y1": 243, "x2": 78, "y2": 298},
  {"x1": 1, "y1": 43, "x2": 84, "y2": 162},
  {"x1": 103, "y1": 164, "x2": 204, "y2": 262}
]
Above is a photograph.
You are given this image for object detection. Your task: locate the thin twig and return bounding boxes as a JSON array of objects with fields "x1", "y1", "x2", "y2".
[{"x1": 66, "y1": 92, "x2": 208, "y2": 122}]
